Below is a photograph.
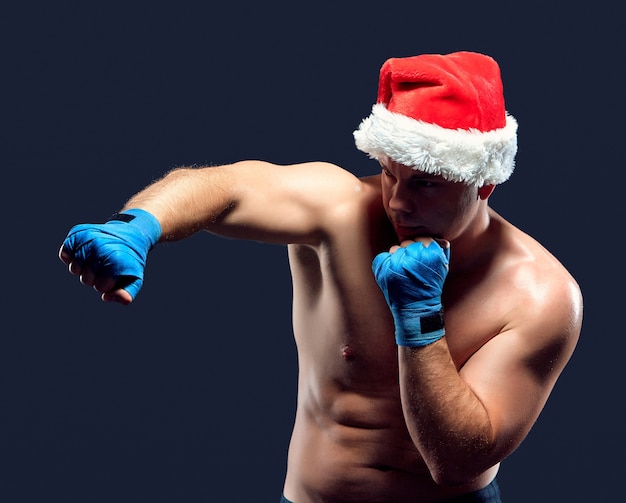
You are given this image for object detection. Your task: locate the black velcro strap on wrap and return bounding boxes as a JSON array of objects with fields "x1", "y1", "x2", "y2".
[
  {"x1": 107, "y1": 212, "x2": 136, "y2": 223},
  {"x1": 420, "y1": 311, "x2": 444, "y2": 334}
]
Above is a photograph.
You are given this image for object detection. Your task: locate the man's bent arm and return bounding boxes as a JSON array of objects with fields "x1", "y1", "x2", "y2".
[{"x1": 396, "y1": 279, "x2": 582, "y2": 486}]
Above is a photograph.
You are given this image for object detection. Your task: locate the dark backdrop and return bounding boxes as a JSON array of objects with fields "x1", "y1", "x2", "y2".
[{"x1": 2, "y1": 1, "x2": 622, "y2": 501}]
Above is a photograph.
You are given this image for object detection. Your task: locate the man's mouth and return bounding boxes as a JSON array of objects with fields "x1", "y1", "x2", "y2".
[{"x1": 393, "y1": 224, "x2": 424, "y2": 239}]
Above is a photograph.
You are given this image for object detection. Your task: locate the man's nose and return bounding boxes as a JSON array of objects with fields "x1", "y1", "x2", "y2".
[{"x1": 388, "y1": 185, "x2": 413, "y2": 213}]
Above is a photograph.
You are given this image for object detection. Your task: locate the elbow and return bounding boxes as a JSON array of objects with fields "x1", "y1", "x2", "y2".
[
  {"x1": 423, "y1": 443, "x2": 499, "y2": 487},
  {"x1": 429, "y1": 465, "x2": 486, "y2": 488}
]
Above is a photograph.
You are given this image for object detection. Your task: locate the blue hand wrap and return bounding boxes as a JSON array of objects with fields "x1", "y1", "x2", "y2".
[
  {"x1": 372, "y1": 241, "x2": 450, "y2": 347},
  {"x1": 63, "y1": 208, "x2": 161, "y2": 300}
]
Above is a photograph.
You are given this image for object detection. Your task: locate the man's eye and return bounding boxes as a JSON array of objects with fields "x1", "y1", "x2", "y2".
[{"x1": 411, "y1": 179, "x2": 435, "y2": 189}]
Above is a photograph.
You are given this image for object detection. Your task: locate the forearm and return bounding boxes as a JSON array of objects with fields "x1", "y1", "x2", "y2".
[
  {"x1": 122, "y1": 164, "x2": 236, "y2": 241},
  {"x1": 398, "y1": 340, "x2": 495, "y2": 485}
]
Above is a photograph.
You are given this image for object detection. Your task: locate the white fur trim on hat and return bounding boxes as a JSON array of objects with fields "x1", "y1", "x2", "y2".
[{"x1": 354, "y1": 104, "x2": 518, "y2": 186}]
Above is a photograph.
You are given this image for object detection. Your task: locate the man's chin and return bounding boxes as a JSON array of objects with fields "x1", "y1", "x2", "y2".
[
  {"x1": 394, "y1": 225, "x2": 423, "y2": 241},
  {"x1": 394, "y1": 225, "x2": 444, "y2": 242}
]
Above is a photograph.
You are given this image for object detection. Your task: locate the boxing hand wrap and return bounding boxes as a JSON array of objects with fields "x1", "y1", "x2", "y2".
[
  {"x1": 372, "y1": 241, "x2": 449, "y2": 347},
  {"x1": 63, "y1": 208, "x2": 162, "y2": 300}
]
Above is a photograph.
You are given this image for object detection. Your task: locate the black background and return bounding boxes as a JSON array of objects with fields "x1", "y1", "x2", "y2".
[{"x1": 2, "y1": 1, "x2": 623, "y2": 501}]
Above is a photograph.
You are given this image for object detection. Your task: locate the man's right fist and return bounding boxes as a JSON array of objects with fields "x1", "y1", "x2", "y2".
[
  {"x1": 59, "y1": 209, "x2": 161, "y2": 303},
  {"x1": 372, "y1": 238, "x2": 450, "y2": 347}
]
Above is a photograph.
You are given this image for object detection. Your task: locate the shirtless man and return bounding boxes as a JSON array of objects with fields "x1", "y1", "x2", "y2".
[{"x1": 59, "y1": 52, "x2": 583, "y2": 502}]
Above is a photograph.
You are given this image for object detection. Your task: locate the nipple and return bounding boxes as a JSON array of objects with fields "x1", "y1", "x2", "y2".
[{"x1": 341, "y1": 345, "x2": 354, "y2": 361}]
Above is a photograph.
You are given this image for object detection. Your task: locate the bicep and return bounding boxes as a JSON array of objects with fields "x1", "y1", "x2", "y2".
[
  {"x1": 210, "y1": 161, "x2": 363, "y2": 245},
  {"x1": 460, "y1": 292, "x2": 581, "y2": 458}
]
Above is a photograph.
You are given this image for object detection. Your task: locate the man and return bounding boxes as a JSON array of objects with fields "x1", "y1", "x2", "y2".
[{"x1": 59, "y1": 52, "x2": 583, "y2": 502}]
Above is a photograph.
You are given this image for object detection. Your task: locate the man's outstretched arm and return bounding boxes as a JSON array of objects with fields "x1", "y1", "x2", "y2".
[{"x1": 60, "y1": 160, "x2": 364, "y2": 304}]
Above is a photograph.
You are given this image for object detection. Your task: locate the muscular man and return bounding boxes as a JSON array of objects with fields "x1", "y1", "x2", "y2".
[{"x1": 59, "y1": 52, "x2": 583, "y2": 502}]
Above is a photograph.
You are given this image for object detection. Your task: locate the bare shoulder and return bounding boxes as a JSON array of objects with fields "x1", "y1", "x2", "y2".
[
  {"x1": 467, "y1": 211, "x2": 583, "y2": 379},
  {"x1": 260, "y1": 160, "x2": 365, "y2": 192},
  {"x1": 262, "y1": 161, "x2": 382, "y2": 225},
  {"x1": 291, "y1": 162, "x2": 381, "y2": 207},
  {"x1": 500, "y1": 216, "x2": 583, "y2": 344},
  {"x1": 248, "y1": 160, "x2": 377, "y2": 208}
]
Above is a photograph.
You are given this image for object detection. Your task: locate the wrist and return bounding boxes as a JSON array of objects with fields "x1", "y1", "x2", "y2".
[
  {"x1": 107, "y1": 208, "x2": 162, "y2": 248},
  {"x1": 391, "y1": 306, "x2": 445, "y2": 347}
]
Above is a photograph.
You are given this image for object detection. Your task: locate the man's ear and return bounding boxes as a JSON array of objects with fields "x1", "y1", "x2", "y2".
[{"x1": 478, "y1": 184, "x2": 495, "y2": 200}]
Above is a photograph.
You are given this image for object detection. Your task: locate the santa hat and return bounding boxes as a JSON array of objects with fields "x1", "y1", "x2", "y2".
[{"x1": 353, "y1": 51, "x2": 518, "y2": 186}]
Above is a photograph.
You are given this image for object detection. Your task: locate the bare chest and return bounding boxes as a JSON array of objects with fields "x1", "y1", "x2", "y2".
[{"x1": 289, "y1": 238, "x2": 509, "y2": 380}]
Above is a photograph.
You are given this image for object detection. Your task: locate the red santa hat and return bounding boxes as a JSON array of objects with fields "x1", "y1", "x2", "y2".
[{"x1": 354, "y1": 51, "x2": 518, "y2": 186}]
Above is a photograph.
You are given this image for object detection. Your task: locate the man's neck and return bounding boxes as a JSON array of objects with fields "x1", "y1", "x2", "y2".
[{"x1": 448, "y1": 205, "x2": 495, "y2": 275}]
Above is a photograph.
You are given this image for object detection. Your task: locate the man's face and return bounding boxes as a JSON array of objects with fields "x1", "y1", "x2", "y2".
[{"x1": 379, "y1": 158, "x2": 481, "y2": 242}]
